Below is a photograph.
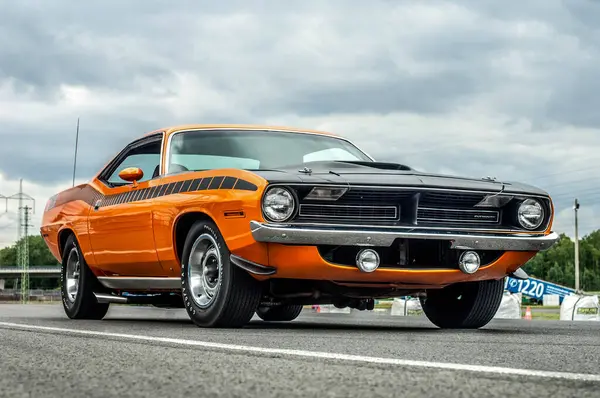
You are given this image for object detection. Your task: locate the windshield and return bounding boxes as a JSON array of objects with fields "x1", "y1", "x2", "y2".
[{"x1": 166, "y1": 129, "x2": 372, "y2": 173}]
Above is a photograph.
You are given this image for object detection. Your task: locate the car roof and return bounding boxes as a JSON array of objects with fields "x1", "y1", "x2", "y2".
[{"x1": 143, "y1": 124, "x2": 340, "y2": 139}]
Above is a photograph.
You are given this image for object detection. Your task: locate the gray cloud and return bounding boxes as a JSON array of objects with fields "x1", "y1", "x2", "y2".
[{"x1": 0, "y1": 0, "x2": 599, "y2": 238}]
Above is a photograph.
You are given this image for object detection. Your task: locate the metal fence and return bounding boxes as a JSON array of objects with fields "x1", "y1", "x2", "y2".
[{"x1": 0, "y1": 289, "x2": 61, "y2": 302}]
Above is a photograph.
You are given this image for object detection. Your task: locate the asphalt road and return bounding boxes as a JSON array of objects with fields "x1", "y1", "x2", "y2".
[{"x1": 1, "y1": 304, "x2": 599, "y2": 398}]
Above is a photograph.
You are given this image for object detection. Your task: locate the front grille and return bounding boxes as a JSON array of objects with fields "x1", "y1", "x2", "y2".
[
  {"x1": 299, "y1": 204, "x2": 398, "y2": 220},
  {"x1": 417, "y1": 208, "x2": 500, "y2": 225},
  {"x1": 419, "y1": 191, "x2": 486, "y2": 208},
  {"x1": 337, "y1": 189, "x2": 414, "y2": 204},
  {"x1": 289, "y1": 184, "x2": 549, "y2": 231}
]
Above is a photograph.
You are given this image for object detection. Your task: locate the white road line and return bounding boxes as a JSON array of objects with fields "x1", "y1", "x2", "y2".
[{"x1": 1, "y1": 321, "x2": 599, "y2": 383}]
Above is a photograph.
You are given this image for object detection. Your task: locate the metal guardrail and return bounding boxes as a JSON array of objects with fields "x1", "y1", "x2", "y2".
[
  {"x1": 0, "y1": 289, "x2": 61, "y2": 302},
  {"x1": 0, "y1": 266, "x2": 61, "y2": 278},
  {"x1": 0, "y1": 289, "x2": 61, "y2": 296}
]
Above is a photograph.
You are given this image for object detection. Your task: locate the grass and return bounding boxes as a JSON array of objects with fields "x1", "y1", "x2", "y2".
[
  {"x1": 374, "y1": 301, "x2": 393, "y2": 310},
  {"x1": 524, "y1": 304, "x2": 561, "y2": 310},
  {"x1": 524, "y1": 310, "x2": 560, "y2": 321}
]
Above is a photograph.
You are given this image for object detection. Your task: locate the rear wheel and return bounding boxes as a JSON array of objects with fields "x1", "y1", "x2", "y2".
[
  {"x1": 420, "y1": 279, "x2": 504, "y2": 329},
  {"x1": 181, "y1": 220, "x2": 262, "y2": 328},
  {"x1": 61, "y1": 234, "x2": 110, "y2": 320},
  {"x1": 256, "y1": 304, "x2": 303, "y2": 322}
]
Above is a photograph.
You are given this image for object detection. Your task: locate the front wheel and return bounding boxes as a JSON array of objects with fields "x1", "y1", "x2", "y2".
[
  {"x1": 181, "y1": 220, "x2": 263, "y2": 328},
  {"x1": 420, "y1": 279, "x2": 504, "y2": 329}
]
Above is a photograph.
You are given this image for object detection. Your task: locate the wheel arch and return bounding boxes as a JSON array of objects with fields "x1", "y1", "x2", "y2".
[
  {"x1": 173, "y1": 211, "x2": 218, "y2": 266},
  {"x1": 57, "y1": 227, "x2": 76, "y2": 257}
]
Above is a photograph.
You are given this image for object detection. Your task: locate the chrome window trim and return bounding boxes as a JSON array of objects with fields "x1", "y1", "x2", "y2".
[
  {"x1": 164, "y1": 128, "x2": 375, "y2": 175},
  {"x1": 97, "y1": 131, "x2": 166, "y2": 188}
]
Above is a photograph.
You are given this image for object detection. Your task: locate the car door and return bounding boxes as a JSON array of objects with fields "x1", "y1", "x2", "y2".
[{"x1": 87, "y1": 133, "x2": 169, "y2": 277}]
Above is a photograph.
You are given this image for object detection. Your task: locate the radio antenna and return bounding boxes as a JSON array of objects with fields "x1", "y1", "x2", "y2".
[{"x1": 72, "y1": 117, "x2": 80, "y2": 187}]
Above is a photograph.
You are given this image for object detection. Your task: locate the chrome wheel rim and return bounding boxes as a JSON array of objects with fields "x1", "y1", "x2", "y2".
[
  {"x1": 65, "y1": 247, "x2": 80, "y2": 303},
  {"x1": 188, "y1": 233, "x2": 222, "y2": 308}
]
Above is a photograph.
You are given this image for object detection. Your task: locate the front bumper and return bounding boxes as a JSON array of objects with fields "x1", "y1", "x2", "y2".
[{"x1": 250, "y1": 221, "x2": 560, "y2": 252}]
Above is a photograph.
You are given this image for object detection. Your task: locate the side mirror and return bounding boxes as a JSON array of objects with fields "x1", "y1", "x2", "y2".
[{"x1": 118, "y1": 167, "x2": 144, "y2": 186}]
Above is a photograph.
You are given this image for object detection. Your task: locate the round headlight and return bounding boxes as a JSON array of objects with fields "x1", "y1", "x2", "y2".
[
  {"x1": 517, "y1": 199, "x2": 544, "y2": 230},
  {"x1": 262, "y1": 187, "x2": 295, "y2": 222}
]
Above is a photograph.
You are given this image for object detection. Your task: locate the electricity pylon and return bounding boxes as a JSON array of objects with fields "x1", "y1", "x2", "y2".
[{"x1": 2, "y1": 179, "x2": 35, "y2": 303}]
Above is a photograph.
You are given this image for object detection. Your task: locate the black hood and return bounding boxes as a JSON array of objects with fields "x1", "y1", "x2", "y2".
[{"x1": 251, "y1": 160, "x2": 549, "y2": 196}]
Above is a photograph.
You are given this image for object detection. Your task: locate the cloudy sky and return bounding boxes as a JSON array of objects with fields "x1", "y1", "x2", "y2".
[{"x1": 1, "y1": 0, "x2": 599, "y2": 250}]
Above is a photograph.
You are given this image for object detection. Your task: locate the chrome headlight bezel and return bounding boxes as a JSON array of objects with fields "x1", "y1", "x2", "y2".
[
  {"x1": 517, "y1": 198, "x2": 545, "y2": 230},
  {"x1": 261, "y1": 186, "x2": 297, "y2": 222}
]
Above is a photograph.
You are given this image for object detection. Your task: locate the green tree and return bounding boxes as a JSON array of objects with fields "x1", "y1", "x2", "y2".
[
  {"x1": 0, "y1": 235, "x2": 59, "y2": 267},
  {"x1": 524, "y1": 229, "x2": 600, "y2": 291},
  {"x1": 0, "y1": 235, "x2": 60, "y2": 289}
]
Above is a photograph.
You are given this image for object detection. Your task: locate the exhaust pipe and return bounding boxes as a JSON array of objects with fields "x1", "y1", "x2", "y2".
[{"x1": 94, "y1": 292, "x2": 128, "y2": 304}]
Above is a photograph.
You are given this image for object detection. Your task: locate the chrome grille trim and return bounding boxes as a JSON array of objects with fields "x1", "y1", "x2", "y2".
[
  {"x1": 417, "y1": 207, "x2": 500, "y2": 224},
  {"x1": 272, "y1": 182, "x2": 552, "y2": 232},
  {"x1": 298, "y1": 204, "x2": 399, "y2": 220}
]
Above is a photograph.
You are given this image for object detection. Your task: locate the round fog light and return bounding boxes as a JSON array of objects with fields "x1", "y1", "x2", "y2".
[
  {"x1": 356, "y1": 249, "x2": 380, "y2": 273},
  {"x1": 458, "y1": 251, "x2": 481, "y2": 274}
]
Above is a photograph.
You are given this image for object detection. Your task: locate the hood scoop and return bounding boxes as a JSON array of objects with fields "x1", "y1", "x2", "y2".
[
  {"x1": 337, "y1": 160, "x2": 413, "y2": 171},
  {"x1": 300, "y1": 160, "x2": 412, "y2": 173}
]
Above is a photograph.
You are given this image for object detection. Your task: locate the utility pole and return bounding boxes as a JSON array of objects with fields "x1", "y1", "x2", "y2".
[
  {"x1": 574, "y1": 198, "x2": 580, "y2": 293},
  {"x1": 20, "y1": 205, "x2": 32, "y2": 303}
]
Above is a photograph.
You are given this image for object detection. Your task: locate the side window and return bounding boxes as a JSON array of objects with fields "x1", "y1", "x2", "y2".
[{"x1": 105, "y1": 139, "x2": 162, "y2": 185}]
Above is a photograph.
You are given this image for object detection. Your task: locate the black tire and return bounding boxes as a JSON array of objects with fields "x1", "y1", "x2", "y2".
[
  {"x1": 420, "y1": 279, "x2": 504, "y2": 329},
  {"x1": 256, "y1": 304, "x2": 303, "y2": 322},
  {"x1": 61, "y1": 234, "x2": 110, "y2": 320},
  {"x1": 181, "y1": 220, "x2": 263, "y2": 328}
]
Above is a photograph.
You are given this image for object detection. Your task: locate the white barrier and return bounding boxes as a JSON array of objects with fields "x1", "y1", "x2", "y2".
[
  {"x1": 494, "y1": 291, "x2": 522, "y2": 319},
  {"x1": 543, "y1": 294, "x2": 560, "y2": 306},
  {"x1": 314, "y1": 305, "x2": 351, "y2": 314},
  {"x1": 560, "y1": 294, "x2": 600, "y2": 321},
  {"x1": 390, "y1": 297, "x2": 423, "y2": 316}
]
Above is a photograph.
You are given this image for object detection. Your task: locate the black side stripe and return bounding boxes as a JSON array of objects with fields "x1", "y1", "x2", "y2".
[
  {"x1": 94, "y1": 176, "x2": 258, "y2": 209},
  {"x1": 220, "y1": 176, "x2": 237, "y2": 189}
]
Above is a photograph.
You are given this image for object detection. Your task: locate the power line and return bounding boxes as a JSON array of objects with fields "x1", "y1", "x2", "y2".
[
  {"x1": 1, "y1": 178, "x2": 35, "y2": 222},
  {"x1": 526, "y1": 166, "x2": 599, "y2": 181},
  {"x1": 549, "y1": 187, "x2": 600, "y2": 200},
  {"x1": 540, "y1": 176, "x2": 600, "y2": 190}
]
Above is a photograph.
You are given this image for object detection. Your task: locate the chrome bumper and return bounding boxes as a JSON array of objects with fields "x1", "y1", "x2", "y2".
[{"x1": 249, "y1": 221, "x2": 560, "y2": 251}]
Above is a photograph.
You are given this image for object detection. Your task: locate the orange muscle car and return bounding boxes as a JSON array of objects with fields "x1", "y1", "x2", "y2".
[{"x1": 41, "y1": 124, "x2": 559, "y2": 329}]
